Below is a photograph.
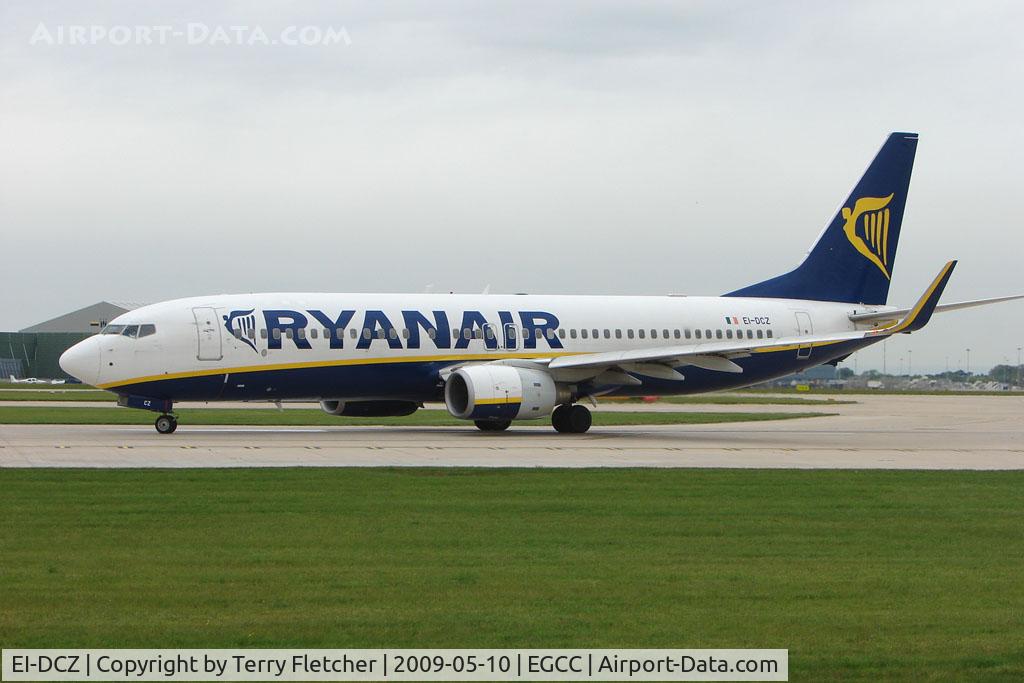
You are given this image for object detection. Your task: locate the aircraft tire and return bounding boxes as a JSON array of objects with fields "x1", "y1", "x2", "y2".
[
  {"x1": 155, "y1": 415, "x2": 177, "y2": 434},
  {"x1": 567, "y1": 404, "x2": 592, "y2": 433},
  {"x1": 551, "y1": 404, "x2": 571, "y2": 433}
]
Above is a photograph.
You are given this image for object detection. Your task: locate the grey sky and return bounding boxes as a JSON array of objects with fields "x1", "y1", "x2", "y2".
[{"x1": 2, "y1": 1, "x2": 1022, "y2": 373}]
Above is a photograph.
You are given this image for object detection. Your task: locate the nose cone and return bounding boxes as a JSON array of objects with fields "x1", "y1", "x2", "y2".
[{"x1": 60, "y1": 337, "x2": 101, "y2": 386}]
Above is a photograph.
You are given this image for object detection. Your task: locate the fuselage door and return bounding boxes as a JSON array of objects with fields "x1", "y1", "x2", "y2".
[
  {"x1": 503, "y1": 322, "x2": 518, "y2": 351},
  {"x1": 193, "y1": 307, "x2": 223, "y2": 361},
  {"x1": 483, "y1": 323, "x2": 500, "y2": 351},
  {"x1": 794, "y1": 311, "x2": 813, "y2": 359}
]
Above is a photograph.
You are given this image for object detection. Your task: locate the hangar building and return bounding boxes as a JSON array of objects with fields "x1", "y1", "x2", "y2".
[{"x1": 2, "y1": 301, "x2": 139, "y2": 380}]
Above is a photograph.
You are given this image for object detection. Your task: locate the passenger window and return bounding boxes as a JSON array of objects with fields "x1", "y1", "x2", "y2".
[
  {"x1": 756, "y1": 329, "x2": 764, "y2": 339},
  {"x1": 558, "y1": 329, "x2": 566, "y2": 339},
  {"x1": 650, "y1": 329, "x2": 657, "y2": 339},
  {"x1": 664, "y1": 329, "x2": 670, "y2": 338},
  {"x1": 570, "y1": 329, "x2": 577, "y2": 339},
  {"x1": 581, "y1": 329, "x2": 588, "y2": 339},
  {"x1": 535, "y1": 329, "x2": 543, "y2": 340},
  {"x1": 453, "y1": 328, "x2": 459, "y2": 340},
  {"x1": 604, "y1": 329, "x2": 610, "y2": 339},
  {"x1": 463, "y1": 329, "x2": 471, "y2": 340},
  {"x1": 674, "y1": 329, "x2": 681, "y2": 339},
  {"x1": 473, "y1": 328, "x2": 482, "y2": 340},
  {"x1": 695, "y1": 329, "x2": 702, "y2": 339},
  {"x1": 350, "y1": 328, "x2": 357, "y2": 339},
  {"x1": 627, "y1": 329, "x2": 634, "y2": 339},
  {"x1": 767, "y1": 329, "x2": 774, "y2": 338},
  {"x1": 684, "y1": 329, "x2": 691, "y2": 339},
  {"x1": 362, "y1": 328, "x2": 371, "y2": 340},
  {"x1": 747, "y1": 330, "x2": 754, "y2": 339},
  {"x1": 705, "y1": 329, "x2": 712, "y2": 339},
  {"x1": 273, "y1": 329, "x2": 282, "y2": 340},
  {"x1": 615, "y1": 329, "x2": 622, "y2": 339},
  {"x1": 138, "y1": 324, "x2": 157, "y2": 338},
  {"x1": 726, "y1": 329, "x2": 733, "y2": 339},
  {"x1": 716, "y1": 330, "x2": 723, "y2": 339},
  {"x1": 310, "y1": 329, "x2": 318, "y2": 339},
  {"x1": 428, "y1": 328, "x2": 436, "y2": 340},
  {"x1": 297, "y1": 328, "x2": 306, "y2": 340},
  {"x1": 260, "y1": 329, "x2": 268, "y2": 339},
  {"x1": 639, "y1": 329, "x2": 646, "y2": 339}
]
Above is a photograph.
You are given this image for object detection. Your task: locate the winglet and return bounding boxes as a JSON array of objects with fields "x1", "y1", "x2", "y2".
[{"x1": 870, "y1": 260, "x2": 957, "y2": 335}]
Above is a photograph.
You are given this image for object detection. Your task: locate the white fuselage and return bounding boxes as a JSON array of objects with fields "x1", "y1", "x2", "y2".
[{"x1": 60, "y1": 292, "x2": 883, "y2": 402}]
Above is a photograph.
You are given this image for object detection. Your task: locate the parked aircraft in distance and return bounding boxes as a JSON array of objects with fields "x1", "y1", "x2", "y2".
[
  {"x1": 60, "y1": 133, "x2": 1023, "y2": 433},
  {"x1": 8, "y1": 375, "x2": 65, "y2": 385}
]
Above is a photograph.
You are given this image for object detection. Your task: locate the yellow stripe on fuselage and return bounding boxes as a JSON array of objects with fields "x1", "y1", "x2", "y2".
[
  {"x1": 99, "y1": 337, "x2": 868, "y2": 392},
  {"x1": 96, "y1": 351, "x2": 577, "y2": 390}
]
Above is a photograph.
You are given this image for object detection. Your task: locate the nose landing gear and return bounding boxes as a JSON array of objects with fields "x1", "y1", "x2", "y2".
[
  {"x1": 551, "y1": 403, "x2": 592, "y2": 434},
  {"x1": 154, "y1": 414, "x2": 178, "y2": 434}
]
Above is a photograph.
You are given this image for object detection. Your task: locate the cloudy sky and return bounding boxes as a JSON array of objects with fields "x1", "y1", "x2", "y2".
[{"x1": 2, "y1": 1, "x2": 1022, "y2": 373}]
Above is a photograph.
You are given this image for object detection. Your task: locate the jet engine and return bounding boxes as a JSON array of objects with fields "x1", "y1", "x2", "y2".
[
  {"x1": 444, "y1": 365, "x2": 568, "y2": 421},
  {"x1": 319, "y1": 400, "x2": 419, "y2": 417}
]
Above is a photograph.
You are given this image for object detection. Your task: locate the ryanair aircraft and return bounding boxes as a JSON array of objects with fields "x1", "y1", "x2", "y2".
[{"x1": 61, "y1": 133, "x2": 1022, "y2": 434}]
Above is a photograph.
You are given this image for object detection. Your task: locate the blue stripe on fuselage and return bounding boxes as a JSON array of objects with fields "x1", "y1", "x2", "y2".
[{"x1": 111, "y1": 338, "x2": 877, "y2": 403}]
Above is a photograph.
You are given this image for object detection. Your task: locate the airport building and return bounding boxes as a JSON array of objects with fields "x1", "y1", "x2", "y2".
[{"x1": 2, "y1": 301, "x2": 139, "y2": 380}]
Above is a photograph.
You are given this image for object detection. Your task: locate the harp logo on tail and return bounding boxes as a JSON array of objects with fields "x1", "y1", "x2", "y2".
[
  {"x1": 842, "y1": 193, "x2": 894, "y2": 279},
  {"x1": 223, "y1": 309, "x2": 258, "y2": 353}
]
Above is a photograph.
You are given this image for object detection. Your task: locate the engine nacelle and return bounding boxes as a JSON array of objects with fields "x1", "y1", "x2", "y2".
[
  {"x1": 320, "y1": 400, "x2": 419, "y2": 417},
  {"x1": 444, "y1": 365, "x2": 566, "y2": 421}
]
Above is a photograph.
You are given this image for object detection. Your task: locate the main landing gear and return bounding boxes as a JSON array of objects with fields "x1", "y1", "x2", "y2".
[
  {"x1": 154, "y1": 414, "x2": 178, "y2": 434},
  {"x1": 552, "y1": 403, "x2": 592, "y2": 434}
]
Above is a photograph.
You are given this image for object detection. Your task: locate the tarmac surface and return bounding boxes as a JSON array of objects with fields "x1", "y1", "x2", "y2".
[{"x1": 1, "y1": 394, "x2": 1022, "y2": 469}]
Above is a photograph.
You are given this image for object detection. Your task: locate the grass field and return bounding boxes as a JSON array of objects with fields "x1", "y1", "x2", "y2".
[
  {"x1": 1, "y1": 468, "x2": 1022, "y2": 680},
  {"x1": 0, "y1": 389, "x2": 116, "y2": 401},
  {"x1": 616, "y1": 394, "x2": 856, "y2": 405},
  {"x1": 0, "y1": 406, "x2": 829, "y2": 427},
  {"x1": 0, "y1": 390, "x2": 853, "y2": 405}
]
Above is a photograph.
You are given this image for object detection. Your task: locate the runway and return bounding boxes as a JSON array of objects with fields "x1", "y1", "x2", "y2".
[{"x1": 2, "y1": 394, "x2": 1022, "y2": 469}]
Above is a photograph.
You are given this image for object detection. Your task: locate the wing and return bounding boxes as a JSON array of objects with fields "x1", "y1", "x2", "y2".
[{"x1": 544, "y1": 261, "x2": 958, "y2": 377}]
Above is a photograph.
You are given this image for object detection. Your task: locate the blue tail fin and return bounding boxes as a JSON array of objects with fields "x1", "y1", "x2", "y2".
[{"x1": 725, "y1": 132, "x2": 918, "y2": 305}]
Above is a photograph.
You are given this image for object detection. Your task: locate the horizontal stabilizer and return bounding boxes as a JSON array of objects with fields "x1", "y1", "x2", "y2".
[{"x1": 851, "y1": 292, "x2": 1024, "y2": 324}]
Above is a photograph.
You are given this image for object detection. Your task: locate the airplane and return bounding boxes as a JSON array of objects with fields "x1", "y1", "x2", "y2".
[
  {"x1": 59, "y1": 132, "x2": 1023, "y2": 434},
  {"x1": 7, "y1": 375, "x2": 64, "y2": 385}
]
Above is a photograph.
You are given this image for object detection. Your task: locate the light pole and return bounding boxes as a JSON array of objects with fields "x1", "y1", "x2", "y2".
[
  {"x1": 1017, "y1": 346, "x2": 1022, "y2": 387},
  {"x1": 966, "y1": 348, "x2": 971, "y2": 375},
  {"x1": 908, "y1": 349, "x2": 912, "y2": 376}
]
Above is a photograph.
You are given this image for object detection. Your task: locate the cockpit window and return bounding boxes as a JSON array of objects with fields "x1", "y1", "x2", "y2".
[
  {"x1": 121, "y1": 325, "x2": 140, "y2": 338},
  {"x1": 138, "y1": 324, "x2": 157, "y2": 338},
  {"x1": 101, "y1": 324, "x2": 126, "y2": 335}
]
